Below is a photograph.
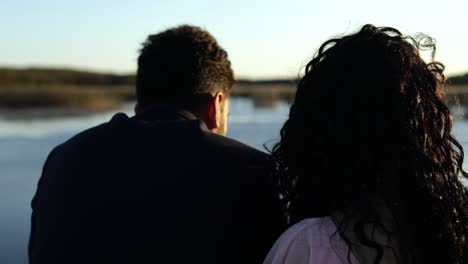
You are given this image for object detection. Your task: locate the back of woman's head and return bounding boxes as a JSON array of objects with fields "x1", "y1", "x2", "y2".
[{"x1": 272, "y1": 24, "x2": 468, "y2": 263}]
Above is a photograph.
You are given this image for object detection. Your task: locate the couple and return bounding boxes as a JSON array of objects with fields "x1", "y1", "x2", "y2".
[{"x1": 29, "y1": 25, "x2": 468, "y2": 264}]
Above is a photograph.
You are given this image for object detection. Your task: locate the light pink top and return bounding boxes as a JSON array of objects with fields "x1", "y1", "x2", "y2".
[
  {"x1": 263, "y1": 217, "x2": 358, "y2": 264},
  {"x1": 264, "y1": 216, "x2": 402, "y2": 264}
]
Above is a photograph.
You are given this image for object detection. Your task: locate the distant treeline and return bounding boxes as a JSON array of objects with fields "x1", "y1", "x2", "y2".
[
  {"x1": 0, "y1": 67, "x2": 467, "y2": 111},
  {"x1": 2, "y1": 67, "x2": 467, "y2": 87},
  {"x1": 0, "y1": 67, "x2": 299, "y2": 110},
  {"x1": 0, "y1": 68, "x2": 299, "y2": 87},
  {"x1": 0, "y1": 68, "x2": 135, "y2": 86},
  {"x1": 447, "y1": 73, "x2": 468, "y2": 86}
]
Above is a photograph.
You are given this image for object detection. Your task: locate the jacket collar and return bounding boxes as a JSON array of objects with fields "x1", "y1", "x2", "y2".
[{"x1": 134, "y1": 104, "x2": 199, "y2": 122}]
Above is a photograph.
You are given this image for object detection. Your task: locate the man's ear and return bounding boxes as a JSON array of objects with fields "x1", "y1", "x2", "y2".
[
  {"x1": 205, "y1": 92, "x2": 224, "y2": 130},
  {"x1": 134, "y1": 103, "x2": 142, "y2": 115}
]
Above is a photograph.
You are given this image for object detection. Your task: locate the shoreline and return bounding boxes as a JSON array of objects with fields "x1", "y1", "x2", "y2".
[
  {"x1": 0, "y1": 84, "x2": 467, "y2": 120},
  {"x1": 0, "y1": 107, "x2": 119, "y2": 120},
  {"x1": 0, "y1": 83, "x2": 297, "y2": 116}
]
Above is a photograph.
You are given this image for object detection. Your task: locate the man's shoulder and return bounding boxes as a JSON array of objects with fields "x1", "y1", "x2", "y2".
[
  {"x1": 47, "y1": 113, "x2": 128, "y2": 158},
  {"x1": 54, "y1": 111, "x2": 270, "y2": 165},
  {"x1": 201, "y1": 130, "x2": 269, "y2": 160},
  {"x1": 63, "y1": 112, "x2": 128, "y2": 142}
]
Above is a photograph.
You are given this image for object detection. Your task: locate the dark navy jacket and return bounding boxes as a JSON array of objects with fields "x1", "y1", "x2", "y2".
[{"x1": 29, "y1": 106, "x2": 281, "y2": 264}]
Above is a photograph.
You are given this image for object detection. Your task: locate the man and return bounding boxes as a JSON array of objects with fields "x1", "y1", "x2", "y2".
[{"x1": 29, "y1": 25, "x2": 281, "y2": 263}]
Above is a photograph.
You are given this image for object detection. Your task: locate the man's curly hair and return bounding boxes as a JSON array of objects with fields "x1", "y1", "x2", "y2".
[
  {"x1": 136, "y1": 25, "x2": 234, "y2": 112},
  {"x1": 272, "y1": 24, "x2": 468, "y2": 263}
]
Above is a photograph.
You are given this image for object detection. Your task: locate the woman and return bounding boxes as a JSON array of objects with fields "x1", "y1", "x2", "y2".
[{"x1": 265, "y1": 25, "x2": 468, "y2": 263}]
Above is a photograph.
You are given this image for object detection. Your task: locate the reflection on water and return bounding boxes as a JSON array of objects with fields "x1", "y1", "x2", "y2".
[{"x1": 0, "y1": 97, "x2": 467, "y2": 264}]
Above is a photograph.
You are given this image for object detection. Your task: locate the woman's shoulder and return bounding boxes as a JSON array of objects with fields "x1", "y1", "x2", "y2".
[
  {"x1": 278, "y1": 217, "x2": 338, "y2": 245},
  {"x1": 264, "y1": 217, "x2": 352, "y2": 264}
]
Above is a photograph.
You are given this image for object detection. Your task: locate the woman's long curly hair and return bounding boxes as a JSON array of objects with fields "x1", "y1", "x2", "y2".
[{"x1": 271, "y1": 24, "x2": 468, "y2": 263}]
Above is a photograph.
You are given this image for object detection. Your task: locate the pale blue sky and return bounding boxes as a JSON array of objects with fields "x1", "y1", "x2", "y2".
[{"x1": 1, "y1": 0, "x2": 467, "y2": 79}]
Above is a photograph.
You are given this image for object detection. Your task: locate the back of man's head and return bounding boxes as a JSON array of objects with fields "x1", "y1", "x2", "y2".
[{"x1": 136, "y1": 25, "x2": 234, "y2": 114}]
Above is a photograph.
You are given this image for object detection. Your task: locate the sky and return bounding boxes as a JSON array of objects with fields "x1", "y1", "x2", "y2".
[{"x1": 1, "y1": 0, "x2": 467, "y2": 79}]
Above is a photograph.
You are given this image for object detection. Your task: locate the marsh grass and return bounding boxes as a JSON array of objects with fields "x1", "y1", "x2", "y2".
[{"x1": 0, "y1": 84, "x2": 134, "y2": 110}]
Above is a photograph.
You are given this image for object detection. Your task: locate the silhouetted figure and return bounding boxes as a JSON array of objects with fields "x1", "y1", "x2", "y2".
[
  {"x1": 265, "y1": 25, "x2": 468, "y2": 263},
  {"x1": 29, "y1": 25, "x2": 281, "y2": 264}
]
